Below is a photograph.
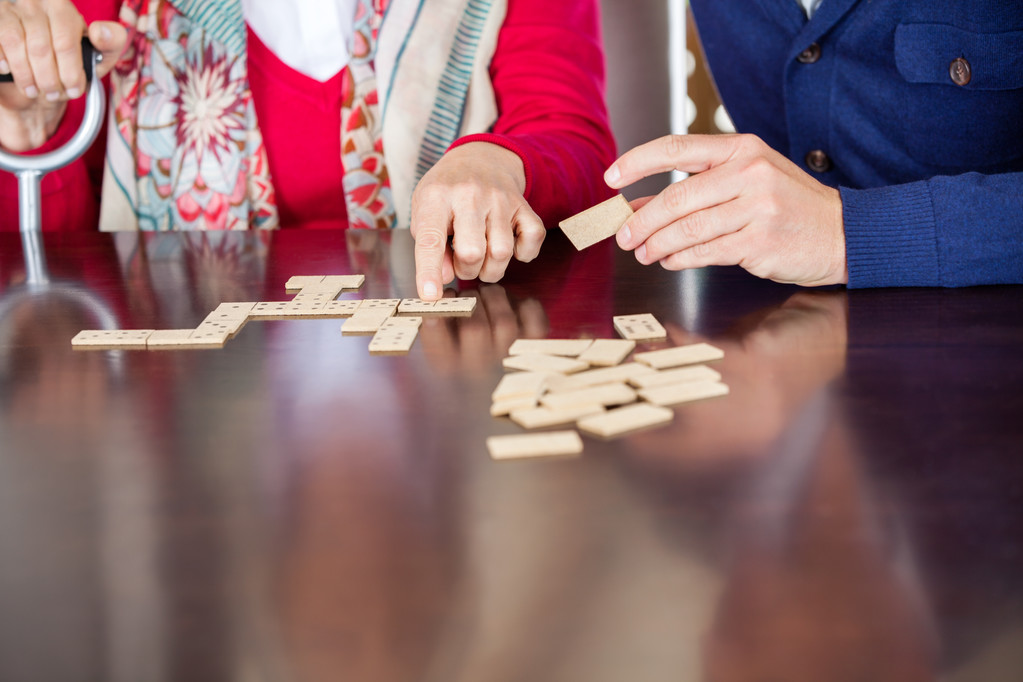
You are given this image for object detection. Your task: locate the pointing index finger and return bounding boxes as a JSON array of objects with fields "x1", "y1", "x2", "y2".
[{"x1": 412, "y1": 210, "x2": 451, "y2": 302}]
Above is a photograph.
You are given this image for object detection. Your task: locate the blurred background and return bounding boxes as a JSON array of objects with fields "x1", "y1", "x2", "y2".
[{"x1": 600, "y1": 1, "x2": 731, "y2": 200}]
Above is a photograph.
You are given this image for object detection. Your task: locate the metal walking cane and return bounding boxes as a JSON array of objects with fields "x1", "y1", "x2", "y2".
[{"x1": 0, "y1": 38, "x2": 106, "y2": 287}]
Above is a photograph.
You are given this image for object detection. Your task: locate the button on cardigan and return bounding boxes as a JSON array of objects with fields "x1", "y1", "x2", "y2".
[{"x1": 691, "y1": 0, "x2": 1023, "y2": 287}]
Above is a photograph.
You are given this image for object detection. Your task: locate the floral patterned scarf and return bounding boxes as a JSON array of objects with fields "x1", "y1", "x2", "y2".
[{"x1": 100, "y1": 0, "x2": 394, "y2": 231}]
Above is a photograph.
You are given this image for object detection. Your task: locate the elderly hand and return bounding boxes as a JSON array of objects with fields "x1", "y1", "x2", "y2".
[
  {"x1": 0, "y1": 0, "x2": 126, "y2": 151},
  {"x1": 411, "y1": 142, "x2": 545, "y2": 301},
  {"x1": 605, "y1": 133, "x2": 847, "y2": 287}
]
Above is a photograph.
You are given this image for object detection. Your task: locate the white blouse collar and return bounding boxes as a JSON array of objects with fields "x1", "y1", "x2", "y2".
[{"x1": 240, "y1": 0, "x2": 359, "y2": 82}]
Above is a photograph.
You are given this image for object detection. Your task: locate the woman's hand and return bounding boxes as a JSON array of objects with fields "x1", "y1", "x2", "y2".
[
  {"x1": 0, "y1": 0, "x2": 126, "y2": 151},
  {"x1": 605, "y1": 133, "x2": 847, "y2": 287},
  {"x1": 411, "y1": 142, "x2": 546, "y2": 301}
]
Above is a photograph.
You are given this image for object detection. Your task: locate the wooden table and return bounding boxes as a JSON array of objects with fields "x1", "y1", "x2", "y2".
[{"x1": 1, "y1": 229, "x2": 1022, "y2": 682}]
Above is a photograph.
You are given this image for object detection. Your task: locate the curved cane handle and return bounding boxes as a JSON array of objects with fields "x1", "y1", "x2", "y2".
[
  {"x1": 0, "y1": 38, "x2": 106, "y2": 182},
  {"x1": 0, "y1": 39, "x2": 105, "y2": 283}
]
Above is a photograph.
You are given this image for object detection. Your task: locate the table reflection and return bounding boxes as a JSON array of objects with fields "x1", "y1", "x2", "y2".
[{"x1": 0, "y1": 231, "x2": 1021, "y2": 681}]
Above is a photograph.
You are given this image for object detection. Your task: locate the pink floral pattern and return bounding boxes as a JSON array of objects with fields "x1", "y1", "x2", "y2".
[
  {"x1": 110, "y1": 0, "x2": 277, "y2": 230},
  {"x1": 106, "y1": 0, "x2": 393, "y2": 231},
  {"x1": 340, "y1": 0, "x2": 395, "y2": 230}
]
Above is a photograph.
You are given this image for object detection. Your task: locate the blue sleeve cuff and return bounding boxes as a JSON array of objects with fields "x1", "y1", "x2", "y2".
[{"x1": 840, "y1": 182, "x2": 940, "y2": 288}]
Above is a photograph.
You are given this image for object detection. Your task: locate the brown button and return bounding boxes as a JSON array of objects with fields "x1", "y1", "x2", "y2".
[
  {"x1": 797, "y1": 43, "x2": 821, "y2": 64},
  {"x1": 805, "y1": 149, "x2": 832, "y2": 173},
  {"x1": 949, "y1": 57, "x2": 972, "y2": 86}
]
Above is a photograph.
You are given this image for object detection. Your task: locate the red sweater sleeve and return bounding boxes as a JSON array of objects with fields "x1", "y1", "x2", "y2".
[
  {"x1": 0, "y1": 0, "x2": 119, "y2": 233},
  {"x1": 448, "y1": 0, "x2": 617, "y2": 226}
]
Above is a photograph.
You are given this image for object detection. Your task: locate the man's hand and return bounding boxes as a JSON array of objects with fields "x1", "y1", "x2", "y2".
[
  {"x1": 605, "y1": 133, "x2": 847, "y2": 287},
  {"x1": 0, "y1": 0, "x2": 126, "y2": 151},
  {"x1": 411, "y1": 142, "x2": 545, "y2": 301}
]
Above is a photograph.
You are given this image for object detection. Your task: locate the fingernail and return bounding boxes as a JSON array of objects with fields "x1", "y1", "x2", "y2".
[
  {"x1": 24, "y1": 85, "x2": 38, "y2": 99},
  {"x1": 46, "y1": 91, "x2": 60, "y2": 102},
  {"x1": 100, "y1": 26, "x2": 112, "y2": 42},
  {"x1": 423, "y1": 281, "x2": 438, "y2": 300},
  {"x1": 0, "y1": 60, "x2": 9, "y2": 74},
  {"x1": 617, "y1": 223, "x2": 632, "y2": 248},
  {"x1": 636, "y1": 243, "x2": 648, "y2": 263},
  {"x1": 604, "y1": 164, "x2": 621, "y2": 187},
  {"x1": 66, "y1": 87, "x2": 81, "y2": 98}
]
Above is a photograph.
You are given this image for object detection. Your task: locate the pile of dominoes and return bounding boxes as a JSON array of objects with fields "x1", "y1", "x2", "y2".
[
  {"x1": 71, "y1": 274, "x2": 476, "y2": 354},
  {"x1": 486, "y1": 313, "x2": 728, "y2": 460}
]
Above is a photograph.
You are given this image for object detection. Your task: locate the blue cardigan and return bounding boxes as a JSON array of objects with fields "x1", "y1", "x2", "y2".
[{"x1": 690, "y1": 0, "x2": 1023, "y2": 287}]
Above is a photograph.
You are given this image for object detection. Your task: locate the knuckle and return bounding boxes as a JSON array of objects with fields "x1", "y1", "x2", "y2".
[
  {"x1": 761, "y1": 195, "x2": 783, "y2": 220},
  {"x1": 414, "y1": 228, "x2": 447, "y2": 251},
  {"x1": 488, "y1": 240, "x2": 513, "y2": 263},
  {"x1": 51, "y1": 35, "x2": 77, "y2": 57},
  {"x1": 745, "y1": 155, "x2": 774, "y2": 180},
  {"x1": 734, "y1": 133, "x2": 762, "y2": 156},
  {"x1": 454, "y1": 242, "x2": 485, "y2": 266},
  {"x1": 25, "y1": 37, "x2": 51, "y2": 60},
  {"x1": 663, "y1": 133, "x2": 688, "y2": 160},
  {"x1": 481, "y1": 186, "x2": 505, "y2": 206},
  {"x1": 415, "y1": 183, "x2": 447, "y2": 207},
  {"x1": 676, "y1": 212, "x2": 704, "y2": 244},
  {"x1": 662, "y1": 179, "x2": 690, "y2": 212},
  {"x1": 0, "y1": 28, "x2": 24, "y2": 47},
  {"x1": 690, "y1": 240, "x2": 717, "y2": 262},
  {"x1": 523, "y1": 223, "x2": 546, "y2": 248}
]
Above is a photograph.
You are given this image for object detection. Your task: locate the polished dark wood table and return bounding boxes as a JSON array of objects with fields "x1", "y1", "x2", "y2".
[{"x1": 1, "y1": 228, "x2": 1022, "y2": 682}]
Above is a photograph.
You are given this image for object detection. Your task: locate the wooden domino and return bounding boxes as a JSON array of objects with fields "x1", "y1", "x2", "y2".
[
  {"x1": 286, "y1": 274, "x2": 364, "y2": 293},
  {"x1": 397, "y1": 297, "x2": 476, "y2": 316},
  {"x1": 201, "y1": 304, "x2": 253, "y2": 334},
  {"x1": 558, "y1": 194, "x2": 634, "y2": 250},
  {"x1": 398, "y1": 298, "x2": 439, "y2": 314},
  {"x1": 311, "y1": 299, "x2": 363, "y2": 317},
  {"x1": 343, "y1": 307, "x2": 397, "y2": 335},
  {"x1": 546, "y1": 362, "x2": 655, "y2": 393},
  {"x1": 146, "y1": 329, "x2": 199, "y2": 349},
  {"x1": 433, "y1": 297, "x2": 477, "y2": 315},
  {"x1": 320, "y1": 275, "x2": 365, "y2": 291},
  {"x1": 284, "y1": 275, "x2": 325, "y2": 292},
  {"x1": 509, "y1": 403, "x2": 606, "y2": 430},
  {"x1": 638, "y1": 380, "x2": 730, "y2": 406},
  {"x1": 502, "y1": 353, "x2": 589, "y2": 374},
  {"x1": 189, "y1": 322, "x2": 233, "y2": 345},
  {"x1": 628, "y1": 364, "x2": 722, "y2": 388},
  {"x1": 71, "y1": 329, "x2": 154, "y2": 350},
  {"x1": 540, "y1": 382, "x2": 637, "y2": 410},
  {"x1": 248, "y1": 301, "x2": 293, "y2": 319},
  {"x1": 209, "y1": 302, "x2": 257, "y2": 318},
  {"x1": 634, "y1": 342, "x2": 724, "y2": 369},
  {"x1": 613, "y1": 313, "x2": 667, "y2": 341},
  {"x1": 490, "y1": 396, "x2": 540, "y2": 417},
  {"x1": 491, "y1": 371, "x2": 551, "y2": 401},
  {"x1": 578, "y1": 338, "x2": 636, "y2": 367},
  {"x1": 486, "y1": 431, "x2": 584, "y2": 460},
  {"x1": 507, "y1": 338, "x2": 594, "y2": 357},
  {"x1": 285, "y1": 290, "x2": 338, "y2": 314},
  {"x1": 577, "y1": 403, "x2": 674, "y2": 439},
  {"x1": 358, "y1": 298, "x2": 401, "y2": 312},
  {"x1": 368, "y1": 316, "x2": 423, "y2": 355}
]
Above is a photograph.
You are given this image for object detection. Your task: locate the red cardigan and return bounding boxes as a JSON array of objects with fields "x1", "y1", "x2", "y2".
[{"x1": 0, "y1": 0, "x2": 615, "y2": 232}]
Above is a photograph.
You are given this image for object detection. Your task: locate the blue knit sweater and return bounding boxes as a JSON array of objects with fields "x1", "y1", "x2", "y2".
[{"x1": 690, "y1": 0, "x2": 1023, "y2": 287}]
